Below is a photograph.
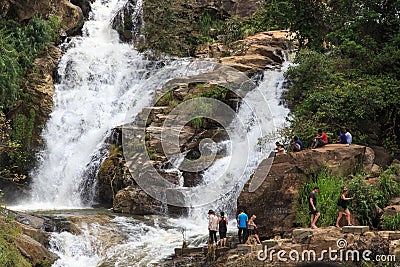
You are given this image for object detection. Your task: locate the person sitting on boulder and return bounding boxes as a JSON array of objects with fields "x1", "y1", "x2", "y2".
[
  {"x1": 294, "y1": 136, "x2": 303, "y2": 150},
  {"x1": 344, "y1": 128, "x2": 352, "y2": 145},
  {"x1": 336, "y1": 129, "x2": 347, "y2": 144},
  {"x1": 311, "y1": 129, "x2": 328, "y2": 149},
  {"x1": 275, "y1": 142, "x2": 286, "y2": 156},
  {"x1": 290, "y1": 139, "x2": 301, "y2": 152}
]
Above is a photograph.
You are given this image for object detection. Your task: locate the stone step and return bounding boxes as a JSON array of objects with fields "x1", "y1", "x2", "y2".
[
  {"x1": 342, "y1": 226, "x2": 369, "y2": 234},
  {"x1": 237, "y1": 244, "x2": 263, "y2": 255},
  {"x1": 174, "y1": 247, "x2": 203, "y2": 256}
]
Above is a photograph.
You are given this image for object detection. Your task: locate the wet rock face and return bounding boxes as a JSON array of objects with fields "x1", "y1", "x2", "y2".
[
  {"x1": 99, "y1": 66, "x2": 252, "y2": 215},
  {"x1": 1, "y1": 0, "x2": 84, "y2": 35},
  {"x1": 238, "y1": 144, "x2": 370, "y2": 238},
  {"x1": 25, "y1": 46, "x2": 61, "y2": 148}
]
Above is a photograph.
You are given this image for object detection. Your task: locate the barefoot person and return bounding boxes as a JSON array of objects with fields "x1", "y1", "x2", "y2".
[
  {"x1": 208, "y1": 210, "x2": 218, "y2": 245},
  {"x1": 335, "y1": 188, "x2": 355, "y2": 228},
  {"x1": 309, "y1": 187, "x2": 320, "y2": 229},
  {"x1": 246, "y1": 215, "x2": 261, "y2": 245},
  {"x1": 218, "y1": 211, "x2": 228, "y2": 247}
]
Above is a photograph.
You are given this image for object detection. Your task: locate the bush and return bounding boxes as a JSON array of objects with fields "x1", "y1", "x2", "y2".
[
  {"x1": 381, "y1": 214, "x2": 400, "y2": 231},
  {"x1": 0, "y1": 217, "x2": 31, "y2": 267},
  {"x1": 348, "y1": 167, "x2": 400, "y2": 228},
  {"x1": 0, "y1": 16, "x2": 59, "y2": 107}
]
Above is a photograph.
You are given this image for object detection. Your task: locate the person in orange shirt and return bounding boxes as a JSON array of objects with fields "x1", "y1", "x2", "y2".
[{"x1": 311, "y1": 129, "x2": 328, "y2": 149}]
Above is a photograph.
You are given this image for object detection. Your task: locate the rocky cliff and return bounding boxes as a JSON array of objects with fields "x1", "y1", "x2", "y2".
[
  {"x1": 1, "y1": 0, "x2": 85, "y2": 35},
  {"x1": 237, "y1": 144, "x2": 389, "y2": 238},
  {"x1": 112, "y1": 0, "x2": 269, "y2": 56}
]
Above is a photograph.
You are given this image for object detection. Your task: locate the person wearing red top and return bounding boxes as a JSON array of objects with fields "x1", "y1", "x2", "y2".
[{"x1": 312, "y1": 129, "x2": 328, "y2": 149}]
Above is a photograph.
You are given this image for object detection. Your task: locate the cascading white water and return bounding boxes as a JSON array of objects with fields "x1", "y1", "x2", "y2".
[
  {"x1": 11, "y1": 0, "x2": 292, "y2": 265},
  {"x1": 186, "y1": 58, "x2": 292, "y2": 223},
  {"x1": 47, "y1": 61, "x2": 292, "y2": 266},
  {"x1": 14, "y1": 0, "x2": 215, "y2": 210}
]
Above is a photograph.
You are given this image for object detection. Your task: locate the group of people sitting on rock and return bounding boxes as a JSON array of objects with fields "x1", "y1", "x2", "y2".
[
  {"x1": 274, "y1": 136, "x2": 304, "y2": 156},
  {"x1": 207, "y1": 209, "x2": 262, "y2": 247},
  {"x1": 274, "y1": 128, "x2": 353, "y2": 155}
]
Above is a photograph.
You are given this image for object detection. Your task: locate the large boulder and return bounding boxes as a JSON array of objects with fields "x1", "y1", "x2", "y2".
[
  {"x1": 217, "y1": 31, "x2": 295, "y2": 75},
  {"x1": 14, "y1": 234, "x2": 56, "y2": 266},
  {"x1": 238, "y1": 144, "x2": 368, "y2": 238},
  {"x1": 1, "y1": 0, "x2": 84, "y2": 36},
  {"x1": 113, "y1": 185, "x2": 165, "y2": 215},
  {"x1": 25, "y1": 46, "x2": 61, "y2": 148},
  {"x1": 103, "y1": 65, "x2": 252, "y2": 215}
]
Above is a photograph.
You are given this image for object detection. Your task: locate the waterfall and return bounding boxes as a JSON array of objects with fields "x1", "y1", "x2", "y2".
[
  {"x1": 11, "y1": 0, "x2": 293, "y2": 265},
  {"x1": 185, "y1": 57, "x2": 292, "y2": 223},
  {"x1": 47, "y1": 61, "x2": 292, "y2": 266},
  {"x1": 17, "y1": 0, "x2": 215, "y2": 210}
]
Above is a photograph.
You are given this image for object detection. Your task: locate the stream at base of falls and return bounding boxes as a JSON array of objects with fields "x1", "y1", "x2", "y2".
[{"x1": 29, "y1": 209, "x2": 217, "y2": 266}]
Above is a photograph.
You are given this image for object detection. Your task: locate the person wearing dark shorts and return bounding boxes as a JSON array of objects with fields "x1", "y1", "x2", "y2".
[
  {"x1": 335, "y1": 188, "x2": 355, "y2": 228},
  {"x1": 218, "y1": 211, "x2": 228, "y2": 247},
  {"x1": 308, "y1": 187, "x2": 320, "y2": 229}
]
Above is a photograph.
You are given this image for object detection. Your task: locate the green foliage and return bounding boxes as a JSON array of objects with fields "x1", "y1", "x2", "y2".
[
  {"x1": 274, "y1": 0, "x2": 400, "y2": 151},
  {"x1": 347, "y1": 176, "x2": 381, "y2": 227},
  {"x1": 348, "y1": 167, "x2": 400, "y2": 227},
  {"x1": 0, "y1": 16, "x2": 59, "y2": 108},
  {"x1": 296, "y1": 171, "x2": 344, "y2": 227},
  {"x1": 381, "y1": 214, "x2": 400, "y2": 231},
  {"x1": 296, "y1": 166, "x2": 400, "y2": 229},
  {"x1": 0, "y1": 109, "x2": 27, "y2": 183},
  {"x1": 189, "y1": 117, "x2": 204, "y2": 129},
  {"x1": 146, "y1": 146, "x2": 157, "y2": 160},
  {"x1": 0, "y1": 218, "x2": 31, "y2": 267},
  {"x1": 139, "y1": 0, "x2": 281, "y2": 56},
  {"x1": 285, "y1": 48, "x2": 400, "y2": 149},
  {"x1": 156, "y1": 89, "x2": 175, "y2": 107}
]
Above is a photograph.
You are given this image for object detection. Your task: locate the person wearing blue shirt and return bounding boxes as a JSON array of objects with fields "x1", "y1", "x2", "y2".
[
  {"x1": 294, "y1": 136, "x2": 303, "y2": 150},
  {"x1": 237, "y1": 209, "x2": 248, "y2": 243},
  {"x1": 344, "y1": 128, "x2": 352, "y2": 144}
]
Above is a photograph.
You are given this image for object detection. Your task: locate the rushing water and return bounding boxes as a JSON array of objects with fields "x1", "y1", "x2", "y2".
[
  {"x1": 15, "y1": 0, "x2": 214, "y2": 210},
  {"x1": 11, "y1": 0, "x2": 292, "y2": 266}
]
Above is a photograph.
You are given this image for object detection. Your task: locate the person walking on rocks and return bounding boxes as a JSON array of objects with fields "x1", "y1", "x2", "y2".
[
  {"x1": 309, "y1": 187, "x2": 320, "y2": 229},
  {"x1": 237, "y1": 209, "x2": 248, "y2": 244},
  {"x1": 218, "y1": 211, "x2": 228, "y2": 247},
  {"x1": 335, "y1": 188, "x2": 354, "y2": 228},
  {"x1": 246, "y1": 215, "x2": 261, "y2": 245},
  {"x1": 208, "y1": 210, "x2": 218, "y2": 245}
]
